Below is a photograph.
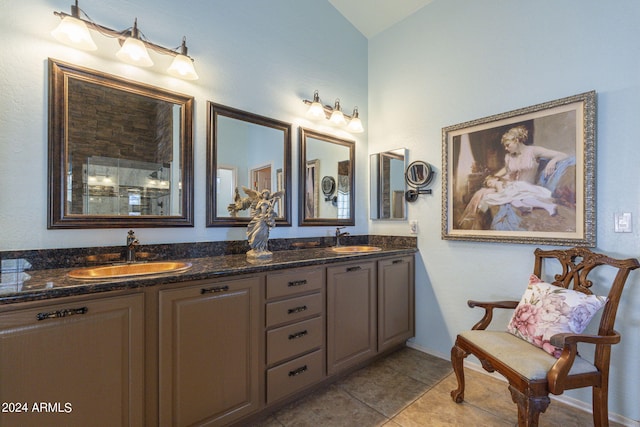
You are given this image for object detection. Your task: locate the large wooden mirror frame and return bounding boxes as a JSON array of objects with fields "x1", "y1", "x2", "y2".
[
  {"x1": 206, "y1": 103, "x2": 292, "y2": 227},
  {"x1": 48, "y1": 59, "x2": 194, "y2": 228},
  {"x1": 299, "y1": 128, "x2": 355, "y2": 226}
]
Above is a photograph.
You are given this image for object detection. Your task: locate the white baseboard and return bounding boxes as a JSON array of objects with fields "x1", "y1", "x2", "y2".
[{"x1": 405, "y1": 341, "x2": 639, "y2": 427}]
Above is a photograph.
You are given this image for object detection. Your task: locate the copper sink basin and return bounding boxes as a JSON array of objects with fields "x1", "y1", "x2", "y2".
[
  {"x1": 330, "y1": 246, "x2": 382, "y2": 254},
  {"x1": 68, "y1": 261, "x2": 192, "y2": 280}
]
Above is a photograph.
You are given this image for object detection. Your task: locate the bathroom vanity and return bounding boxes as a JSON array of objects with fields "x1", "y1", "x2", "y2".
[{"x1": 0, "y1": 244, "x2": 415, "y2": 427}]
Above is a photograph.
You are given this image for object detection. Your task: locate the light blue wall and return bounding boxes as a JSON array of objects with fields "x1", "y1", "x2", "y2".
[
  {"x1": 3, "y1": 0, "x2": 640, "y2": 421},
  {"x1": 0, "y1": 0, "x2": 368, "y2": 250},
  {"x1": 369, "y1": 0, "x2": 640, "y2": 421}
]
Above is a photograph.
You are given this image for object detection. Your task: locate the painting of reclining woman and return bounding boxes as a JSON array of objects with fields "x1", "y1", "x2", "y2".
[
  {"x1": 442, "y1": 91, "x2": 595, "y2": 245},
  {"x1": 456, "y1": 122, "x2": 575, "y2": 231}
]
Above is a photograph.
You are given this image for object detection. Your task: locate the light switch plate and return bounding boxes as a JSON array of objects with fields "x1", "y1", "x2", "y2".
[
  {"x1": 614, "y1": 212, "x2": 632, "y2": 233},
  {"x1": 409, "y1": 220, "x2": 418, "y2": 234}
]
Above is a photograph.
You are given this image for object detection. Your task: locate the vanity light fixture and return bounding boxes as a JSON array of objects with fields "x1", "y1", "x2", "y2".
[
  {"x1": 306, "y1": 90, "x2": 326, "y2": 119},
  {"x1": 50, "y1": 0, "x2": 96, "y2": 51},
  {"x1": 52, "y1": 1, "x2": 199, "y2": 80},
  {"x1": 166, "y1": 37, "x2": 199, "y2": 80},
  {"x1": 347, "y1": 107, "x2": 364, "y2": 133},
  {"x1": 115, "y1": 19, "x2": 153, "y2": 67},
  {"x1": 329, "y1": 99, "x2": 347, "y2": 126},
  {"x1": 303, "y1": 90, "x2": 364, "y2": 133}
]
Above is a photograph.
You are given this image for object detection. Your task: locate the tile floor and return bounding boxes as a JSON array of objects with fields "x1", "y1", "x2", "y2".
[{"x1": 252, "y1": 347, "x2": 623, "y2": 427}]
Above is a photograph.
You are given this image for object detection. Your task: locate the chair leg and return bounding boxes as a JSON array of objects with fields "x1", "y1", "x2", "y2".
[
  {"x1": 592, "y1": 385, "x2": 609, "y2": 427},
  {"x1": 450, "y1": 343, "x2": 468, "y2": 403},
  {"x1": 508, "y1": 385, "x2": 550, "y2": 427}
]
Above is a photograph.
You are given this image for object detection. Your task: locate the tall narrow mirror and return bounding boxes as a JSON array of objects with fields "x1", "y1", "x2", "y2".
[
  {"x1": 370, "y1": 148, "x2": 407, "y2": 220},
  {"x1": 207, "y1": 103, "x2": 292, "y2": 227},
  {"x1": 299, "y1": 128, "x2": 355, "y2": 226},
  {"x1": 48, "y1": 59, "x2": 194, "y2": 228}
]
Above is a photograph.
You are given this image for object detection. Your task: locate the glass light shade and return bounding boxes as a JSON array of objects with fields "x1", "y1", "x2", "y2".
[
  {"x1": 167, "y1": 54, "x2": 199, "y2": 80},
  {"x1": 51, "y1": 16, "x2": 97, "y2": 51},
  {"x1": 116, "y1": 37, "x2": 153, "y2": 67},
  {"x1": 306, "y1": 101, "x2": 325, "y2": 119},
  {"x1": 347, "y1": 116, "x2": 364, "y2": 133},
  {"x1": 329, "y1": 109, "x2": 346, "y2": 126}
]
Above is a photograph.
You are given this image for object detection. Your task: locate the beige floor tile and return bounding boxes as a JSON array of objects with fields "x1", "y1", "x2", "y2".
[
  {"x1": 272, "y1": 384, "x2": 388, "y2": 427},
  {"x1": 390, "y1": 380, "x2": 513, "y2": 427},
  {"x1": 376, "y1": 347, "x2": 453, "y2": 386},
  {"x1": 337, "y1": 362, "x2": 430, "y2": 417}
]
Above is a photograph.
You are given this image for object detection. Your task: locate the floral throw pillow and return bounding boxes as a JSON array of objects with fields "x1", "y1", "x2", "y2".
[{"x1": 507, "y1": 274, "x2": 607, "y2": 358}]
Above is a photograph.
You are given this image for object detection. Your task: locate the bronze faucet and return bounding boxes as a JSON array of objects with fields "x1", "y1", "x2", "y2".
[
  {"x1": 335, "y1": 227, "x2": 349, "y2": 247},
  {"x1": 126, "y1": 230, "x2": 139, "y2": 262}
]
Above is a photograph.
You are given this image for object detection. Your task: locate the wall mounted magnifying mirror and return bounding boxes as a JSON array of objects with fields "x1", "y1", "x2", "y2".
[
  {"x1": 370, "y1": 148, "x2": 407, "y2": 220},
  {"x1": 206, "y1": 103, "x2": 292, "y2": 227},
  {"x1": 405, "y1": 160, "x2": 435, "y2": 202},
  {"x1": 299, "y1": 128, "x2": 355, "y2": 226},
  {"x1": 48, "y1": 59, "x2": 194, "y2": 228}
]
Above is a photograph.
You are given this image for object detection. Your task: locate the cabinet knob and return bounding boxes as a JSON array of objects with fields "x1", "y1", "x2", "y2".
[{"x1": 346, "y1": 266, "x2": 361, "y2": 272}]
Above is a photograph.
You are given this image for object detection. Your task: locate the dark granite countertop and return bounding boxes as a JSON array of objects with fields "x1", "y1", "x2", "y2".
[{"x1": 0, "y1": 244, "x2": 417, "y2": 305}]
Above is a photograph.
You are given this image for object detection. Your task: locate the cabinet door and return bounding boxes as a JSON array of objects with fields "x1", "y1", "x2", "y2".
[
  {"x1": 326, "y1": 261, "x2": 376, "y2": 375},
  {"x1": 0, "y1": 293, "x2": 144, "y2": 427},
  {"x1": 378, "y1": 256, "x2": 415, "y2": 352},
  {"x1": 158, "y1": 276, "x2": 261, "y2": 427}
]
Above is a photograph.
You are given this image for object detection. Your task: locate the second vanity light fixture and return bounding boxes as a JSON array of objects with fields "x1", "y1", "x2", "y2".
[
  {"x1": 51, "y1": 0, "x2": 199, "y2": 80},
  {"x1": 303, "y1": 90, "x2": 364, "y2": 133}
]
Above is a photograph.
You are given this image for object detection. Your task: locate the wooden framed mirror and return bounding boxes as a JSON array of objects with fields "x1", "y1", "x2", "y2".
[
  {"x1": 299, "y1": 128, "x2": 355, "y2": 226},
  {"x1": 370, "y1": 148, "x2": 407, "y2": 220},
  {"x1": 206, "y1": 103, "x2": 292, "y2": 227},
  {"x1": 48, "y1": 59, "x2": 194, "y2": 228}
]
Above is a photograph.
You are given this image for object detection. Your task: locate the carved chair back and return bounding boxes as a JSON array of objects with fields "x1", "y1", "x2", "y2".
[{"x1": 533, "y1": 247, "x2": 638, "y2": 336}]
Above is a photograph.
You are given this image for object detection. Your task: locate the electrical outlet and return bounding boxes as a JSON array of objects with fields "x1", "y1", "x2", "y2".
[{"x1": 409, "y1": 220, "x2": 418, "y2": 234}]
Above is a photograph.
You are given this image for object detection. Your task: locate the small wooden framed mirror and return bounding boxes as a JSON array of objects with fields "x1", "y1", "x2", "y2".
[{"x1": 299, "y1": 128, "x2": 355, "y2": 226}]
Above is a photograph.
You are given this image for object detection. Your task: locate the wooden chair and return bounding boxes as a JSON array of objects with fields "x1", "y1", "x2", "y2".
[{"x1": 450, "y1": 247, "x2": 639, "y2": 426}]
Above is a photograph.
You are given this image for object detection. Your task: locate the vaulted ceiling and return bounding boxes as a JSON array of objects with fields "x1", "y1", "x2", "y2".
[{"x1": 328, "y1": 0, "x2": 434, "y2": 38}]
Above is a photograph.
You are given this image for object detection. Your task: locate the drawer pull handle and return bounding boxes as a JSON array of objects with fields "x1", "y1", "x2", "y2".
[
  {"x1": 288, "y1": 279, "x2": 308, "y2": 287},
  {"x1": 288, "y1": 330, "x2": 308, "y2": 340},
  {"x1": 201, "y1": 285, "x2": 229, "y2": 294},
  {"x1": 346, "y1": 266, "x2": 361, "y2": 272},
  {"x1": 36, "y1": 306, "x2": 88, "y2": 321},
  {"x1": 288, "y1": 365, "x2": 308, "y2": 377},
  {"x1": 392, "y1": 259, "x2": 404, "y2": 264},
  {"x1": 288, "y1": 305, "x2": 308, "y2": 314}
]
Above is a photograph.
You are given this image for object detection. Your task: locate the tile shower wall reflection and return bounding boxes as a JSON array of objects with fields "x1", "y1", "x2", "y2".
[{"x1": 81, "y1": 156, "x2": 176, "y2": 216}]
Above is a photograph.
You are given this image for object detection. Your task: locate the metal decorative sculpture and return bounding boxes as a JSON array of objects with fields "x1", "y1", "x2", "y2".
[{"x1": 231, "y1": 186, "x2": 283, "y2": 258}]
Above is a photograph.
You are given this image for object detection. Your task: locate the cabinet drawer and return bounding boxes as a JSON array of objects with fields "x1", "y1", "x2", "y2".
[
  {"x1": 266, "y1": 266, "x2": 324, "y2": 299},
  {"x1": 267, "y1": 349, "x2": 324, "y2": 404},
  {"x1": 266, "y1": 292, "x2": 322, "y2": 327},
  {"x1": 267, "y1": 316, "x2": 323, "y2": 366}
]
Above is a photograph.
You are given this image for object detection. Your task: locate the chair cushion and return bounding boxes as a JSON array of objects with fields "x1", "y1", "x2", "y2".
[
  {"x1": 459, "y1": 330, "x2": 597, "y2": 380},
  {"x1": 506, "y1": 275, "x2": 606, "y2": 357}
]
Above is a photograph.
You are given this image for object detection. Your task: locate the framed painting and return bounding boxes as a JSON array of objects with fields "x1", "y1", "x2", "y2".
[{"x1": 442, "y1": 91, "x2": 596, "y2": 246}]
